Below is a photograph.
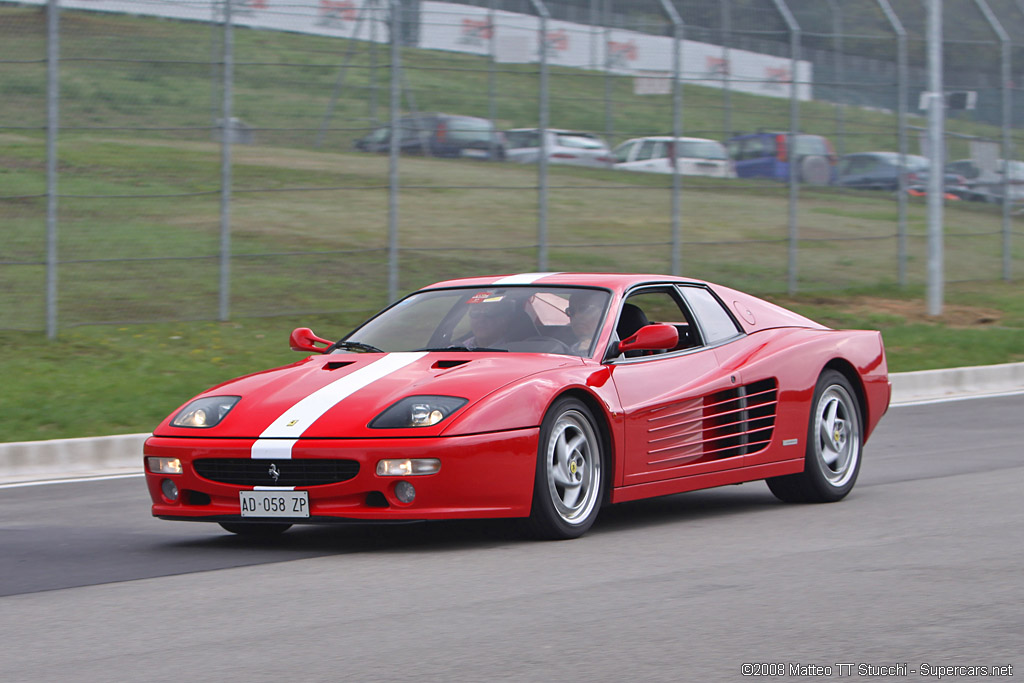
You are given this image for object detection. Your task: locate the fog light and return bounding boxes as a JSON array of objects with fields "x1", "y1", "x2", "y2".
[
  {"x1": 376, "y1": 458, "x2": 441, "y2": 476},
  {"x1": 147, "y1": 457, "x2": 182, "y2": 475},
  {"x1": 394, "y1": 481, "x2": 416, "y2": 504},
  {"x1": 161, "y1": 478, "x2": 179, "y2": 502}
]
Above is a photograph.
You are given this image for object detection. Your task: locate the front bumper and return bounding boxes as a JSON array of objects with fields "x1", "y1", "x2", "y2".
[{"x1": 145, "y1": 429, "x2": 539, "y2": 523}]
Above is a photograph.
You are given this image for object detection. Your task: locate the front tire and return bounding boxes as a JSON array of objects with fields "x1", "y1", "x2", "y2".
[
  {"x1": 527, "y1": 398, "x2": 605, "y2": 540},
  {"x1": 767, "y1": 370, "x2": 862, "y2": 503}
]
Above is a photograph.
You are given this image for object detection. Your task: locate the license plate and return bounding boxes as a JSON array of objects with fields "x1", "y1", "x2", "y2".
[
  {"x1": 240, "y1": 490, "x2": 309, "y2": 518},
  {"x1": 461, "y1": 148, "x2": 489, "y2": 159}
]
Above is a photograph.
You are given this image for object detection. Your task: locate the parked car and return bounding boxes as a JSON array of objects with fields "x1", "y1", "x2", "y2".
[
  {"x1": 355, "y1": 113, "x2": 505, "y2": 160},
  {"x1": 838, "y1": 152, "x2": 969, "y2": 198},
  {"x1": 946, "y1": 158, "x2": 1024, "y2": 203},
  {"x1": 612, "y1": 136, "x2": 735, "y2": 178},
  {"x1": 504, "y1": 128, "x2": 614, "y2": 168},
  {"x1": 145, "y1": 272, "x2": 889, "y2": 540},
  {"x1": 726, "y1": 131, "x2": 837, "y2": 185}
]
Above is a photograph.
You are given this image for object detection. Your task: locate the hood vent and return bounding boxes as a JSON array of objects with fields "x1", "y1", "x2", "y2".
[
  {"x1": 325, "y1": 361, "x2": 355, "y2": 370},
  {"x1": 433, "y1": 359, "x2": 471, "y2": 369}
]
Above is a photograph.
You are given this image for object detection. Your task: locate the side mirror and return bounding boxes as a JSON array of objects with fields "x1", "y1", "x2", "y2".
[
  {"x1": 289, "y1": 327, "x2": 333, "y2": 354},
  {"x1": 617, "y1": 323, "x2": 679, "y2": 354}
]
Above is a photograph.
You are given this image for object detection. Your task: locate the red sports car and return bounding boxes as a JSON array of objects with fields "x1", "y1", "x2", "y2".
[{"x1": 145, "y1": 273, "x2": 890, "y2": 539}]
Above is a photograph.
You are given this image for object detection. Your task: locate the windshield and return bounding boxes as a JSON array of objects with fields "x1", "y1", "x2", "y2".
[
  {"x1": 676, "y1": 140, "x2": 728, "y2": 160},
  {"x1": 340, "y1": 286, "x2": 612, "y2": 357}
]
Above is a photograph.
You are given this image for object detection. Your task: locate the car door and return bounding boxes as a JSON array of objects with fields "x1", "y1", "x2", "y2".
[
  {"x1": 607, "y1": 285, "x2": 751, "y2": 487},
  {"x1": 734, "y1": 135, "x2": 775, "y2": 179},
  {"x1": 624, "y1": 139, "x2": 667, "y2": 173}
]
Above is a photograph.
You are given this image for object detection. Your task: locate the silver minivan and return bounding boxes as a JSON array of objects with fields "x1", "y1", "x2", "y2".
[{"x1": 505, "y1": 129, "x2": 614, "y2": 168}]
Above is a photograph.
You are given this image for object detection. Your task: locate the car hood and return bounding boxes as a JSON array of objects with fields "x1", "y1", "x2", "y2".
[{"x1": 153, "y1": 351, "x2": 583, "y2": 439}]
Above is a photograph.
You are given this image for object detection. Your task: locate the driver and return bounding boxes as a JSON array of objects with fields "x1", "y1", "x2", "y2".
[
  {"x1": 464, "y1": 296, "x2": 516, "y2": 349},
  {"x1": 566, "y1": 290, "x2": 605, "y2": 355}
]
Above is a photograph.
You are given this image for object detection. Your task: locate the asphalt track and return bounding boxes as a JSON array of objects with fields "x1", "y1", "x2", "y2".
[{"x1": 1, "y1": 396, "x2": 1021, "y2": 682}]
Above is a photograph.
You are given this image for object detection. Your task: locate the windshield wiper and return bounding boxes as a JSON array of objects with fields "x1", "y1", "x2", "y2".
[
  {"x1": 330, "y1": 340, "x2": 385, "y2": 354},
  {"x1": 415, "y1": 346, "x2": 507, "y2": 353}
]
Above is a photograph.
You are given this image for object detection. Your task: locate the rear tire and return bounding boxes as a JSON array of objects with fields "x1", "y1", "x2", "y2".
[
  {"x1": 527, "y1": 398, "x2": 605, "y2": 540},
  {"x1": 767, "y1": 370, "x2": 862, "y2": 503},
  {"x1": 218, "y1": 522, "x2": 292, "y2": 536}
]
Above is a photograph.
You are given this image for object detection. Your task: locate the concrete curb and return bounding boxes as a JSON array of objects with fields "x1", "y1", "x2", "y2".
[
  {"x1": 889, "y1": 361, "x2": 1024, "y2": 406},
  {"x1": 0, "y1": 433, "x2": 148, "y2": 485},
  {"x1": 2, "y1": 362, "x2": 1023, "y2": 484}
]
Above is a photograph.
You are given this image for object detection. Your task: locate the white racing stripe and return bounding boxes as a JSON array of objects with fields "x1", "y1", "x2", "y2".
[
  {"x1": 251, "y1": 439, "x2": 298, "y2": 460},
  {"x1": 493, "y1": 272, "x2": 562, "y2": 285},
  {"x1": 251, "y1": 352, "x2": 426, "y2": 458}
]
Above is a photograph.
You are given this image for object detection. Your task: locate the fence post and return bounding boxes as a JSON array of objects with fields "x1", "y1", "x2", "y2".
[
  {"x1": 658, "y1": 0, "x2": 684, "y2": 277},
  {"x1": 370, "y1": 0, "x2": 379, "y2": 124},
  {"x1": 529, "y1": 0, "x2": 550, "y2": 272},
  {"x1": 388, "y1": 0, "x2": 401, "y2": 302},
  {"x1": 488, "y1": 0, "x2": 498, "y2": 162},
  {"x1": 46, "y1": 0, "x2": 59, "y2": 339},
  {"x1": 720, "y1": 0, "x2": 732, "y2": 135},
  {"x1": 218, "y1": 0, "x2": 234, "y2": 322},
  {"x1": 876, "y1": 0, "x2": 909, "y2": 287},
  {"x1": 603, "y1": 0, "x2": 613, "y2": 146},
  {"x1": 770, "y1": 0, "x2": 800, "y2": 295},
  {"x1": 825, "y1": 0, "x2": 845, "y2": 161},
  {"x1": 925, "y1": 0, "x2": 944, "y2": 316},
  {"x1": 973, "y1": 0, "x2": 1012, "y2": 283}
]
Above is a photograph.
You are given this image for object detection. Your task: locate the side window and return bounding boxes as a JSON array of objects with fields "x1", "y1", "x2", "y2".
[
  {"x1": 636, "y1": 139, "x2": 659, "y2": 161},
  {"x1": 741, "y1": 137, "x2": 770, "y2": 160},
  {"x1": 366, "y1": 126, "x2": 389, "y2": 144},
  {"x1": 613, "y1": 141, "x2": 635, "y2": 163},
  {"x1": 614, "y1": 287, "x2": 696, "y2": 358},
  {"x1": 679, "y1": 287, "x2": 742, "y2": 344},
  {"x1": 738, "y1": 139, "x2": 756, "y2": 160}
]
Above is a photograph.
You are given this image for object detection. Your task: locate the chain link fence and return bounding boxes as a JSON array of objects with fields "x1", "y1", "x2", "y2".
[{"x1": 2, "y1": 0, "x2": 1022, "y2": 334}]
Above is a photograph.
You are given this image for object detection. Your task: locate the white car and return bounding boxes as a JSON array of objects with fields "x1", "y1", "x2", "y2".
[
  {"x1": 613, "y1": 136, "x2": 736, "y2": 178},
  {"x1": 504, "y1": 129, "x2": 614, "y2": 168}
]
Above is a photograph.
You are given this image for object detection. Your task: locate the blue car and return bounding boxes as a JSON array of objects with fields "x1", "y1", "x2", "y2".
[
  {"x1": 725, "y1": 132, "x2": 837, "y2": 185},
  {"x1": 839, "y1": 152, "x2": 969, "y2": 198}
]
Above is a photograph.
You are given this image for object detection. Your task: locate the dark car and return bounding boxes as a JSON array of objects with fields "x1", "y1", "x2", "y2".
[
  {"x1": 838, "y1": 152, "x2": 968, "y2": 198},
  {"x1": 946, "y1": 158, "x2": 1024, "y2": 204},
  {"x1": 725, "y1": 131, "x2": 837, "y2": 185},
  {"x1": 355, "y1": 113, "x2": 505, "y2": 161}
]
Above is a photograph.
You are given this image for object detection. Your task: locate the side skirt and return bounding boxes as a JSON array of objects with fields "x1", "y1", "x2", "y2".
[{"x1": 609, "y1": 458, "x2": 805, "y2": 504}]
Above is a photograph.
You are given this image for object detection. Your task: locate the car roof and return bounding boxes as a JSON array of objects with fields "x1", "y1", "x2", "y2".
[
  {"x1": 422, "y1": 272, "x2": 710, "y2": 296},
  {"x1": 728, "y1": 131, "x2": 826, "y2": 140},
  {"x1": 506, "y1": 128, "x2": 596, "y2": 135},
  {"x1": 400, "y1": 112, "x2": 491, "y2": 122},
  {"x1": 842, "y1": 151, "x2": 925, "y2": 160},
  {"x1": 618, "y1": 136, "x2": 722, "y2": 144}
]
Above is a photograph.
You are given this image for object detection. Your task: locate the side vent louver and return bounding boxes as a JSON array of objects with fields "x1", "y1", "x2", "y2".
[
  {"x1": 646, "y1": 378, "x2": 778, "y2": 467},
  {"x1": 701, "y1": 378, "x2": 778, "y2": 458}
]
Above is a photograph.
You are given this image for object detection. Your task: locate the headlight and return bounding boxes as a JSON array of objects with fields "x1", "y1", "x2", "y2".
[
  {"x1": 171, "y1": 396, "x2": 240, "y2": 428},
  {"x1": 376, "y1": 458, "x2": 441, "y2": 476},
  {"x1": 147, "y1": 457, "x2": 182, "y2": 474},
  {"x1": 369, "y1": 396, "x2": 468, "y2": 429}
]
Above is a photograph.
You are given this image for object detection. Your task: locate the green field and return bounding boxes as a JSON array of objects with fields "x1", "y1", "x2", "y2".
[{"x1": 1, "y1": 7, "x2": 1023, "y2": 443}]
